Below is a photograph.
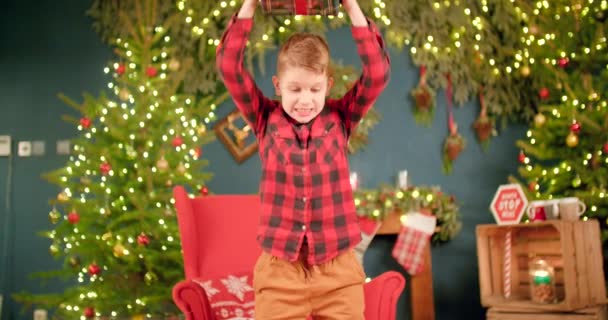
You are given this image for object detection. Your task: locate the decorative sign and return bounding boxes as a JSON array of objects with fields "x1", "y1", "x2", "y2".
[
  {"x1": 489, "y1": 184, "x2": 528, "y2": 225},
  {"x1": 214, "y1": 109, "x2": 258, "y2": 164}
]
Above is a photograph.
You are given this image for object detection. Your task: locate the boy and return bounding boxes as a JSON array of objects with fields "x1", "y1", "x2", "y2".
[{"x1": 216, "y1": 0, "x2": 390, "y2": 318}]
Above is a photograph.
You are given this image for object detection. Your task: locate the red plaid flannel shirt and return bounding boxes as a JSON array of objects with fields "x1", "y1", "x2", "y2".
[{"x1": 216, "y1": 15, "x2": 390, "y2": 265}]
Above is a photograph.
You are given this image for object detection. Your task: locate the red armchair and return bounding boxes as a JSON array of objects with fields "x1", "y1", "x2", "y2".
[{"x1": 172, "y1": 186, "x2": 405, "y2": 320}]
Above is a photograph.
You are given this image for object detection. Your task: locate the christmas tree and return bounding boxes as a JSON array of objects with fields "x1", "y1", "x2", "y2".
[
  {"x1": 514, "y1": 2, "x2": 608, "y2": 239},
  {"x1": 14, "y1": 4, "x2": 221, "y2": 318}
]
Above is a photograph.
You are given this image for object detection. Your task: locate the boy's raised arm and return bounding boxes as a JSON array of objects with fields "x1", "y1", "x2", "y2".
[
  {"x1": 216, "y1": 0, "x2": 276, "y2": 135},
  {"x1": 332, "y1": 0, "x2": 391, "y2": 136}
]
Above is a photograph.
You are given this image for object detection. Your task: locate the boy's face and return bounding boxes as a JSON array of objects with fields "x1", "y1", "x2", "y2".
[{"x1": 272, "y1": 66, "x2": 333, "y2": 124}]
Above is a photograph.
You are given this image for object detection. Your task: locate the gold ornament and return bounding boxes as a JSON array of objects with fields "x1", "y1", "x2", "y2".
[
  {"x1": 177, "y1": 163, "x2": 186, "y2": 174},
  {"x1": 572, "y1": 175, "x2": 582, "y2": 188},
  {"x1": 164, "y1": 208, "x2": 173, "y2": 217},
  {"x1": 119, "y1": 88, "x2": 130, "y2": 101},
  {"x1": 49, "y1": 244, "x2": 60, "y2": 255},
  {"x1": 113, "y1": 243, "x2": 126, "y2": 257},
  {"x1": 57, "y1": 192, "x2": 69, "y2": 202},
  {"x1": 101, "y1": 232, "x2": 113, "y2": 241},
  {"x1": 131, "y1": 315, "x2": 145, "y2": 320},
  {"x1": 166, "y1": 179, "x2": 173, "y2": 187},
  {"x1": 197, "y1": 125, "x2": 207, "y2": 136},
  {"x1": 69, "y1": 256, "x2": 81, "y2": 268},
  {"x1": 144, "y1": 271, "x2": 158, "y2": 285},
  {"x1": 49, "y1": 208, "x2": 61, "y2": 224},
  {"x1": 521, "y1": 66, "x2": 531, "y2": 77},
  {"x1": 566, "y1": 132, "x2": 579, "y2": 147},
  {"x1": 168, "y1": 59, "x2": 181, "y2": 71},
  {"x1": 156, "y1": 157, "x2": 169, "y2": 171},
  {"x1": 534, "y1": 113, "x2": 546, "y2": 127}
]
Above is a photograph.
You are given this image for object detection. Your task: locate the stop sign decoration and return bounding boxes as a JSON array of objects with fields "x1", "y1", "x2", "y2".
[{"x1": 490, "y1": 184, "x2": 529, "y2": 225}]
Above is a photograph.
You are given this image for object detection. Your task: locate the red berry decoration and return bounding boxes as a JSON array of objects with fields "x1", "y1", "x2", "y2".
[
  {"x1": 518, "y1": 151, "x2": 526, "y2": 164},
  {"x1": 539, "y1": 88, "x2": 550, "y2": 100},
  {"x1": 67, "y1": 211, "x2": 80, "y2": 224},
  {"x1": 88, "y1": 263, "x2": 101, "y2": 276},
  {"x1": 558, "y1": 57, "x2": 569, "y2": 68},
  {"x1": 83, "y1": 307, "x2": 95, "y2": 318},
  {"x1": 80, "y1": 117, "x2": 92, "y2": 129},
  {"x1": 172, "y1": 136, "x2": 184, "y2": 147},
  {"x1": 137, "y1": 233, "x2": 150, "y2": 246},
  {"x1": 528, "y1": 181, "x2": 537, "y2": 192},
  {"x1": 146, "y1": 66, "x2": 158, "y2": 77},
  {"x1": 116, "y1": 64, "x2": 126, "y2": 75},
  {"x1": 201, "y1": 186, "x2": 209, "y2": 196},
  {"x1": 100, "y1": 162, "x2": 111, "y2": 175},
  {"x1": 570, "y1": 122, "x2": 581, "y2": 133}
]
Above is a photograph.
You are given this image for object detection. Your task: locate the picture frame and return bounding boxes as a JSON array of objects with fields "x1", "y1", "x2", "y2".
[{"x1": 213, "y1": 109, "x2": 258, "y2": 164}]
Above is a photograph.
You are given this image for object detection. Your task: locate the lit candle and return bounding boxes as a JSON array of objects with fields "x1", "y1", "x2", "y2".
[{"x1": 397, "y1": 170, "x2": 408, "y2": 189}]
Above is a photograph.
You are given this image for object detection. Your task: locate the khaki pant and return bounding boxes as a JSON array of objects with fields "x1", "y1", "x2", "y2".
[{"x1": 253, "y1": 249, "x2": 365, "y2": 320}]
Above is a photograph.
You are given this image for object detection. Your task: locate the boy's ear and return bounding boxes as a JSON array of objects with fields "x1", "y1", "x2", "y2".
[
  {"x1": 326, "y1": 77, "x2": 334, "y2": 96},
  {"x1": 272, "y1": 75, "x2": 281, "y2": 96}
]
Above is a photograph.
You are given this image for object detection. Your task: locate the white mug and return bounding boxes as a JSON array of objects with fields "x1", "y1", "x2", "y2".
[
  {"x1": 558, "y1": 197, "x2": 586, "y2": 221},
  {"x1": 527, "y1": 200, "x2": 560, "y2": 221}
]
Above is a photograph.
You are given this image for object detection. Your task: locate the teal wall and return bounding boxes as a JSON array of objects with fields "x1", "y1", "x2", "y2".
[{"x1": 0, "y1": 1, "x2": 527, "y2": 319}]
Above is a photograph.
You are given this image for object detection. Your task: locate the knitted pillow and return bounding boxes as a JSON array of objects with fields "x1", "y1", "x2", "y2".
[{"x1": 193, "y1": 272, "x2": 255, "y2": 320}]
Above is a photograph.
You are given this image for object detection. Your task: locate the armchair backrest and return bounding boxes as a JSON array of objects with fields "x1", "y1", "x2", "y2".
[{"x1": 173, "y1": 186, "x2": 262, "y2": 279}]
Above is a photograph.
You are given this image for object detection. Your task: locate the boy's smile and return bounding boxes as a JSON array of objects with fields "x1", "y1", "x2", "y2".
[{"x1": 273, "y1": 66, "x2": 334, "y2": 124}]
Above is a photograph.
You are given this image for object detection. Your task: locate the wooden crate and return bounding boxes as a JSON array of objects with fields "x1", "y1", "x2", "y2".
[
  {"x1": 487, "y1": 305, "x2": 607, "y2": 320},
  {"x1": 477, "y1": 220, "x2": 607, "y2": 311}
]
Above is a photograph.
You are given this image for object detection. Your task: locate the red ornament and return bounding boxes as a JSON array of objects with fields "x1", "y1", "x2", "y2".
[
  {"x1": 80, "y1": 117, "x2": 92, "y2": 129},
  {"x1": 67, "y1": 211, "x2": 80, "y2": 224},
  {"x1": 172, "y1": 136, "x2": 184, "y2": 147},
  {"x1": 116, "y1": 64, "x2": 126, "y2": 75},
  {"x1": 137, "y1": 233, "x2": 150, "y2": 246},
  {"x1": 100, "y1": 162, "x2": 112, "y2": 175},
  {"x1": 518, "y1": 151, "x2": 526, "y2": 164},
  {"x1": 570, "y1": 122, "x2": 581, "y2": 133},
  {"x1": 146, "y1": 66, "x2": 158, "y2": 77},
  {"x1": 200, "y1": 186, "x2": 209, "y2": 196},
  {"x1": 603, "y1": 142, "x2": 608, "y2": 153},
  {"x1": 88, "y1": 263, "x2": 101, "y2": 276},
  {"x1": 194, "y1": 147, "x2": 202, "y2": 159},
  {"x1": 558, "y1": 57, "x2": 569, "y2": 68},
  {"x1": 539, "y1": 88, "x2": 550, "y2": 100},
  {"x1": 528, "y1": 181, "x2": 537, "y2": 192},
  {"x1": 83, "y1": 307, "x2": 95, "y2": 318}
]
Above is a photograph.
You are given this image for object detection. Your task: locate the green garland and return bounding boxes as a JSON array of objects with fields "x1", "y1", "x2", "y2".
[{"x1": 353, "y1": 185, "x2": 462, "y2": 245}]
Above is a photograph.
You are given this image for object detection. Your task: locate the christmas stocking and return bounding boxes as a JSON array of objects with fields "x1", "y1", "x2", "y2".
[
  {"x1": 392, "y1": 212, "x2": 437, "y2": 276},
  {"x1": 354, "y1": 217, "x2": 382, "y2": 265}
]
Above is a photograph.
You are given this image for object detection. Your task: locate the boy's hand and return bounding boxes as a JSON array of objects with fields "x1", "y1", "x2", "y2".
[
  {"x1": 238, "y1": 0, "x2": 258, "y2": 18},
  {"x1": 341, "y1": 0, "x2": 366, "y2": 27}
]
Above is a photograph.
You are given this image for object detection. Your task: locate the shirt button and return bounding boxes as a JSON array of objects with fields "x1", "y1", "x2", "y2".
[
  {"x1": 302, "y1": 197, "x2": 307, "y2": 202},
  {"x1": 301, "y1": 167, "x2": 306, "y2": 173},
  {"x1": 302, "y1": 225, "x2": 307, "y2": 231}
]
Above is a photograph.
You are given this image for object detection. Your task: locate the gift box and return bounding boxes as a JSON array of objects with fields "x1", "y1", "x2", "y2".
[{"x1": 259, "y1": 0, "x2": 341, "y2": 16}]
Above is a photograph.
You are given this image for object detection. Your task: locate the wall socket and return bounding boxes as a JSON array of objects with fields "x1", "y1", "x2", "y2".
[{"x1": 0, "y1": 135, "x2": 10, "y2": 156}]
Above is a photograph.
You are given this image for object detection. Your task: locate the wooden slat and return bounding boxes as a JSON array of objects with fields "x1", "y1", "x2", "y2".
[
  {"x1": 585, "y1": 220, "x2": 607, "y2": 305},
  {"x1": 477, "y1": 225, "x2": 493, "y2": 305},
  {"x1": 574, "y1": 221, "x2": 590, "y2": 305},
  {"x1": 411, "y1": 243, "x2": 435, "y2": 320}
]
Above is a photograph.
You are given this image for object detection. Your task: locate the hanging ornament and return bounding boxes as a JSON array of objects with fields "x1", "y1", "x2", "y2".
[
  {"x1": 194, "y1": 147, "x2": 202, "y2": 159},
  {"x1": 572, "y1": 175, "x2": 582, "y2": 188},
  {"x1": 156, "y1": 157, "x2": 169, "y2": 171},
  {"x1": 100, "y1": 162, "x2": 112, "y2": 176},
  {"x1": 113, "y1": 243, "x2": 126, "y2": 257},
  {"x1": 197, "y1": 125, "x2": 207, "y2": 136},
  {"x1": 570, "y1": 121, "x2": 581, "y2": 133},
  {"x1": 146, "y1": 66, "x2": 158, "y2": 77},
  {"x1": 101, "y1": 232, "x2": 112, "y2": 241},
  {"x1": 57, "y1": 192, "x2": 69, "y2": 202},
  {"x1": 558, "y1": 57, "x2": 569, "y2": 68},
  {"x1": 528, "y1": 181, "x2": 537, "y2": 192},
  {"x1": 88, "y1": 263, "x2": 101, "y2": 276},
  {"x1": 529, "y1": 25, "x2": 539, "y2": 34},
  {"x1": 443, "y1": 74, "x2": 465, "y2": 174},
  {"x1": 132, "y1": 315, "x2": 146, "y2": 320},
  {"x1": 49, "y1": 208, "x2": 61, "y2": 224},
  {"x1": 164, "y1": 208, "x2": 174, "y2": 217},
  {"x1": 83, "y1": 307, "x2": 95, "y2": 319},
  {"x1": 144, "y1": 271, "x2": 158, "y2": 285},
  {"x1": 539, "y1": 88, "x2": 550, "y2": 100},
  {"x1": 137, "y1": 233, "x2": 150, "y2": 246},
  {"x1": 603, "y1": 142, "x2": 608, "y2": 153},
  {"x1": 200, "y1": 186, "x2": 209, "y2": 196},
  {"x1": 472, "y1": 88, "x2": 493, "y2": 144},
  {"x1": 410, "y1": 66, "x2": 436, "y2": 126},
  {"x1": 566, "y1": 132, "x2": 579, "y2": 147},
  {"x1": 116, "y1": 64, "x2": 126, "y2": 75},
  {"x1": 79, "y1": 117, "x2": 91, "y2": 129},
  {"x1": 172, "y1": 136, "x2": 184, "y2": 147},
  {"x1": 518, "y1": 151, "x2": 526, "y2": 164},
  {"x1": 534, "y1": 113, "x2": 546, "y2": 127},
  {"x1": 177, "y1": 163, "x2": 186, "y2": 174},
  {"x1": 69, "y1": 256, "x2": 81, "y2": 268},
  {"x1": 119, "y1": 88, "x2": 130, "y2": 101},
  {"x1": 520, "y1": 66, "x2": 531, "y2": 77},
  {"x1": 67, "y1": 211, "x2": 80, "y2": 224},
  {"x1": 168, "y1": 59, "x2": 181, "y2": 71},
  {"x1": 166, "y1": 179, "x2": 173, "y2": 187},
  {"x1": 49, "y1": 244, "x2": 60, "y2": 256}
]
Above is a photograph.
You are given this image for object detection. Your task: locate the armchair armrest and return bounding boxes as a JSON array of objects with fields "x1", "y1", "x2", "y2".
[
  {"x1": 172, "y1": 279, "x2": 214, "y2": 320},
  {"x1": 364, "y1": 271, "x2": 406, "y2": 320}
]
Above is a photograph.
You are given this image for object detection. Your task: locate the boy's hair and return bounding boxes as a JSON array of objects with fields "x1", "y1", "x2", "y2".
[{"x1": 277, "y1": 33, "x2": 332, "y2": 76}]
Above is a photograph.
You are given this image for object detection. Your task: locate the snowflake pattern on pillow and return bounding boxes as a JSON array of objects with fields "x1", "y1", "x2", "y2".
[{"x1": 194, "y1": 273, "x2": 255, "y2": 320}]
